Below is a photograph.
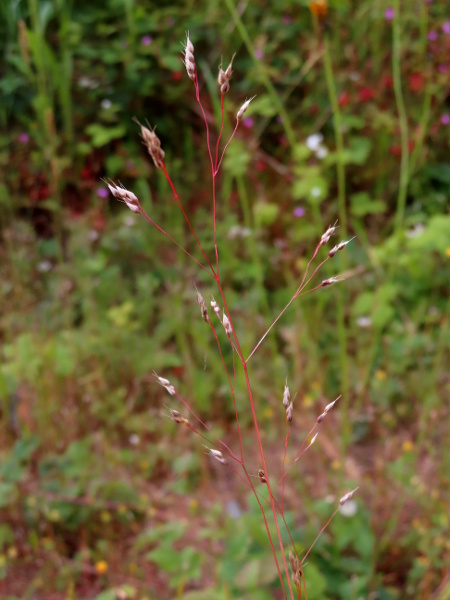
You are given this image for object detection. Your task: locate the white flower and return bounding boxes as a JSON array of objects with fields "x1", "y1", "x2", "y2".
[
  {"x1": 101, "y1": 99, "x2": 112, "y2": 110},
  {"x1": 316, "y1": 145, "x2": 328, "y2": 159},
  {"x1": 339, "y1": 499, "x2": 358, "y2": 517},
  {"x1": 356, "y1": 316, "x2": 372, "y2": 328},
  {"x1": 306, "y1": 133, "x2": 324, "y2": 152},
  {"x1": 311, "y1": 187, "x2": 322, "y2": 198},
  {"x1": 129, "y1": 434, "x2": 140, "y2": 445}
]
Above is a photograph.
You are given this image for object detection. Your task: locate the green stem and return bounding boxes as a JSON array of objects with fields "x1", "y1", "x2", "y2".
[
  {"x1": 322, "y1": 35, "x2": 349, "y2": 450},
  {"x1": 392, "y1": 0, "x2": 409, "y2": 246},
  {"x1": 223, "y1": 0, "x2": 297, "y2": 149}
]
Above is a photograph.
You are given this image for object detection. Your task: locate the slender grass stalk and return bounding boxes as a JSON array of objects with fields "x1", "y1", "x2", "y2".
[
  {"x1": 223, "y1": 0, "x2": 297, "y2": 149},
  {"x1": 391, "y1": 0, "x2": 409, "y2": 248},
  {"x1": 322, "y1": 34, "x2": 350, "y2": 449}
]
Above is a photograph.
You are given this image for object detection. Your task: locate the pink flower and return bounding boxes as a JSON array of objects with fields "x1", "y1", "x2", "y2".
[
  {"x1": 384, "y1": 7, "x2": 395, "y2": 20},
  {"x1": 441, "y1": 114, "x2": 450, "y2": 125},
  {"x1": 442, "y1": 22, "x2": 450, "y2": 35},
  {"x1": 97, "y1": 187, "x2": 109, "y2": 198},
  {"x1": 141, "y1": 35, "x2": 152, "y2": 46},
  {"x1": 18, "y1": 132, "x2": 29, "y2": 144},
  {"x1": 293, "y1": 206, "x2": 306, "y2": 218},
  {"x1": 242, "y1": 117, "x2": 254, "y2": 128},
  {"x1": 254, "y1": 49, "x2": 264, "y2": 60},
  {"x1": 428, "y1": 30, "x2": 438, "y2": 41}
]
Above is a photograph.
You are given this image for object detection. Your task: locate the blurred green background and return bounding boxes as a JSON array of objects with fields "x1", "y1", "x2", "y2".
[{"x1": 0, "y1": 0, "x2": 449, "y2": 598}]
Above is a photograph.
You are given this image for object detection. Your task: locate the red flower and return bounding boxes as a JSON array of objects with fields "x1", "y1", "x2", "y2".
[
  {"x1": 338, "y1": 92, "x2": 350, "y2": 107},
  {"x1": 358, "y1": 87, "x2": 374, "y2": 102}
]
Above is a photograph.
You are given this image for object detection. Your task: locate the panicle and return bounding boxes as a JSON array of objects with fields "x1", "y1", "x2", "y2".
[
  {"x1": 184, "y1": 34, "x2": 196, "y2": 81},
  {"x1": 283, "y1": 380, "x2": 291, "y2": 408},
  {"x1": 317, "y1": 394, "x2": 341, "y2": 423},
  {"x1": 285, "y1": 401, "x2": 293, "y2": 423},
  {"x1": 329, "y1": 237, "x2": 356, "y2": 258},
  {"x1": 170, "y1": 409, "x2": 190, "y2": 426},
  {"x1": 153, "y1": 372, "x2": 176, "y2": 396},
  {"x1": 217, "y1": 55, "x2": 235, "y2": 94},
  {"x1": 107, "y1": 182, "x2": 140, "y2": 213},
  {"x1": 210, "y1": 298, "x2": 221, "y2": 317},
  {"x1": 222, "y1": 312, "x2": 232, "y2": 336},
  {"x1": 320, "y1": 276, "x2": 342, "y2": 287},
  {"x1": 289, "y1": 551, "x2": 302, "y2": 588},
  {"x1": 339, "y1": 487, "x2": 359, "y2": 506},
  {"x1": 237, "y1": 96, "x2": 256, "y2": 121},
  {"x1": 138, "y1": 123, "x2": 165, "y2": 169},
  {"x1": 196, "y1": 288, "x2": 210, "y2": 323},
  {"x1": 319, "y1": 221, "x2": 338, "y2": 247},
  {"x1": 205, "y1": 447, "x2": 228, "y2": 465}
]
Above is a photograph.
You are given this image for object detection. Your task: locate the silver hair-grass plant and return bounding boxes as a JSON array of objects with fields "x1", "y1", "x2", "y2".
[{"x1": 108, "y1": 35, "x2": 358, "y2": 599}]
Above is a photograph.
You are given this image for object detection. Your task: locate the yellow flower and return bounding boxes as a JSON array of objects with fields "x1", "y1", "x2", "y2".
[
  {"x1": 445, "y1": 247, "x2": 450, "y2": 258},
  {"x1": 262, "y1": 406, "x2": 274, "y2": 419},
  {"x1": 402, "y1": 440, "x2": 414, "y2": 453},
  {"x1": 309, "y1": 0, "x2": 328, "y2": 18},
  {"x1": 303, "y1": 394, "x2": 314, "y2": 408},
  {"x1": 7, "y1": 547, "x2": 18, "y2": 559},
  {"x1": 100, "y1": 510, "x2": 112, "y2": 523},
  {"x1": 375, "y1": 369, "x2": 387, "y2": 380},
  {"x1": 95, "y1": 560, "x2": 108, "y2": 575}
]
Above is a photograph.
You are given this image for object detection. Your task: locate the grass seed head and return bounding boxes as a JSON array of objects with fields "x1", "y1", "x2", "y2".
[
  {"x1": 339, "y1": 487, "x2": 359, "y2": 506},
  {"x1": 237, "y1": 96, "x2": 256, "y2": 121},
  {"x1": 107, "y1": 182, "x2": 140, "y2": 213},
  {"x1": 184, "y1": 34, "x2": 196, "y2": 81},
  {"x1": 283, "y1": 381, "x2": 291, "y2": 408},
  {"x1": 138, "y1": 123, "x2": 165, "y2": 169}
]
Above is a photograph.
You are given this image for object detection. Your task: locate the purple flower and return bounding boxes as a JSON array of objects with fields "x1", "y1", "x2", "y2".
[
  {"x1": 282, "y1": 15, "x2": 292, "y2": 25},
  {"x1": 442, "y1": 22, "x2": 450, "y2": 35},
  {"x1": 438, "y1": 64, "x2": 448, "y2": 73},
  {"x1": 242, "y1": 117, "x2": 254, "y2": 129},
  {"x1": 141, "y1": 35, "x2": 152, "y2": 46},
  {"x1": 18, "y1": 132, "x2": 29, "y2": 144},
  {"x1": 441, "y1": 113, "x2": 450, "y2": 125},
  {"x1": 293, "y1": 206, "x2": 306, "y2": 218},
  {"x1": 97, "y1": 187, "x2": 109, "y2": 198},
  {"x1": 384, "y1": 7, "x2": 395, "y2": 20},
  {"x1": 428, "y1": 30, "x2": 438, "y2": 41},
  {"x1": 254, "y1": 49, "x2": 264, "y2": 60}
]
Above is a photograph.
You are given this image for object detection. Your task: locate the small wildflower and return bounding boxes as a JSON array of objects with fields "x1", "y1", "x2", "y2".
[
  {"x1": 309, "y1": 0, "x2": 328, "y2": 18},
  {"x1": 339, "y1": 487, "x2": 359, "y2": 506},
  {"x1": 402, "y1": 440, "x2": 414, "y2": 453},
  {"x1": 101, "y1": 99, "x2": 112, "y2": 110},
  {"x1": 141, "y1": 35, "x2": 152, "y2": 46},
  {"x1": 100, "y1": 510, "x2": 112, "y2": 523},
  {"x1": 428, "y1": 30, "x2": 438, "y2": 41},
  {"x1": 375, "y1": 369, "x2": 387, "y2": 380},
  {"x1": 384, "y1": 7, "x2": 395, "y2": 20},
  {"x1": 356, "y1": 316, "x2": 372, "y2": 328},
  {"x1": 95, "y1": 560, "x2": 108, "y2": 575},
  {"x1": 254, "y1": 49, "x2": 264, "y2": 60},
  {"x1": 340, "y1": 499, "x2": 358, "y2": 517},
  {"x1": 293, "y1": 206, "x2": 305, "y2": 218},
  {"x1": 442, "y1": 22, "x2": 450, "y2": 35},
  {"x1": 184, "y1": 34, "x2": 196, "y2": 81},
  {"x1": 441, "y1": 114, "x2": 450, "y2": 125},
  {"x1": 445, "y1": 247, "x2": 450, "y2": 258},
  {"x1": 311, "y1": 186, "x2": 322, "y2": 198},
  {"x1": 306, "y1": 133, "x2": 323, "y2": 152},
  {"x1": 129, "y1": 434, "x2": 140, "y2": 445},
  {"x1": 18, "y1": 132, "x2": 29, "y2": 144},
  {"x1": 237, "y1": 96, "x2": 256, "y2": 122},
  {"x1": 242, "y1": 117, "x2": 254, "y2": 128},
  {"x1": 97, "y1": 186, "x2": 109, "y2": 198}
]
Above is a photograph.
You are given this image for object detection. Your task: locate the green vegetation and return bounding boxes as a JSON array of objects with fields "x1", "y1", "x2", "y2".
[{"x1": 0, "y1": 0, "x2": 449, "y2": 598}]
